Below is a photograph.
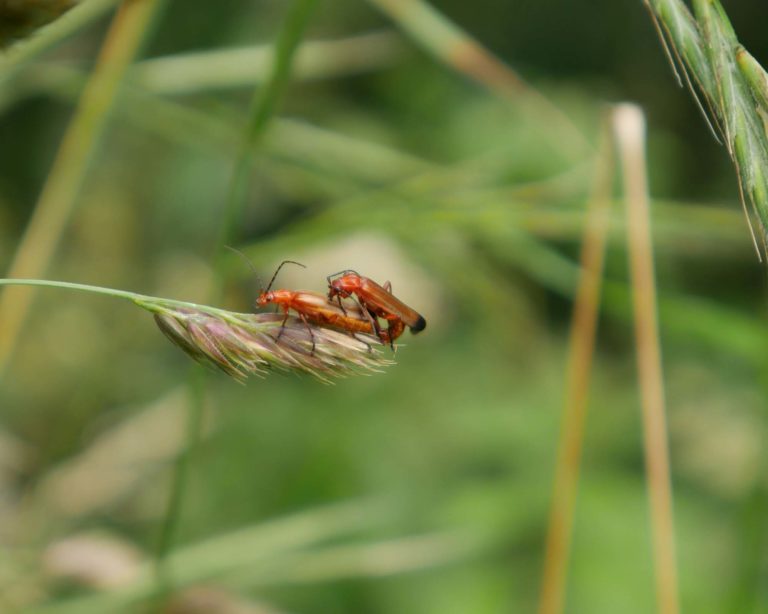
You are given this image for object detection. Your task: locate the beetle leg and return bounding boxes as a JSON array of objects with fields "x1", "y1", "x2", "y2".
[
  {"x1": 298, "y1": 312, "x2": 316, "y2": 355},
  {"x1": 336, "y1": 294, "x2": 348, "y2": 315},
  {"x1": 382, "y1": 280, "x2": 396, "y2": 348},
  {"x1": 382, "y1": 282, "x2": 400, "y2": 347},
  {"x1": 357, "y1": 298, "x2": 384, "y2": 343},
  {"x1": 275, "y1": 307, "x2": 290, "y2": 341},
  {"x1": 350, "y1": 332, "x2": 373, "y2": 353}
]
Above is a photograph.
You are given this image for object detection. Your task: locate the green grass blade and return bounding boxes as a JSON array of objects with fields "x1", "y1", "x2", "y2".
[{"x1": 130, "y1": 31, "x2": 403, "y2": 95}]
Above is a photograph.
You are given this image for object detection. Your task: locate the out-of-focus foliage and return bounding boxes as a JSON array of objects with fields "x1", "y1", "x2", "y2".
[
  {"x1": 0, "y1": 0, "x2": 74, "y2": 47},
  {"x1": 2, "y1": 1, "x2": 768, "y2": 613}
]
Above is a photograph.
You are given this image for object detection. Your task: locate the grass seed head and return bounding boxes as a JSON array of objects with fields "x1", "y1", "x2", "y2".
[{"x1": 149, "y1": 304, "x2": 392, "y2": 383}]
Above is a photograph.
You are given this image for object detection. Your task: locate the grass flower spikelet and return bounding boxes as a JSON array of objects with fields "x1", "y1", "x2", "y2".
[{"x1": 147, "y1": 302, "x2": 392, "y2": 383}]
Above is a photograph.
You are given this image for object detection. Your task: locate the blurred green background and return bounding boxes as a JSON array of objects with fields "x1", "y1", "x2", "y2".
[{"x1": 2, "y1": 0, "x2": 768, "y2": 612}]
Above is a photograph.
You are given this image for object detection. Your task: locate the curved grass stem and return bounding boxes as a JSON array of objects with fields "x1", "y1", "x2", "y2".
[
  {"x1": 0, "y1": 278, "x2": 245, "y2": 319},
  {"x1": 0, "y1": 278, "x2": 391, "y2": 383}
]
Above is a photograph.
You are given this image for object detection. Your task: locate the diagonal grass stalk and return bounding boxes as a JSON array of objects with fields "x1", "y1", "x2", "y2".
[
  {"x1": 614, "y1": 104, "x2": 680, "y2": 614},
  {"x1": 538, "y1": 114, "x2": 614, "y2": 614},
  {"x1": 214, "y1": 0, "x2": 319, "y2": 268},
  {"x1": 155, "y1": 0, "x2": 320, "y2": 595},
  {"x1": 0, "y1": 0, "x2": 162, "y2": 380},
  {"x1": 152, "y1": 366, "x2": 205, "y2": 600}
]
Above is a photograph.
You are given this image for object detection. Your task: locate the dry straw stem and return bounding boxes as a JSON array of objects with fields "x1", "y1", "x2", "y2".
[
  {"x1": 614, "y1": 104, "x2": 679, "y2": 614},
  {"x1": 0, "y1": 0, "x2": 161, "y2": 380},
  {"x1": 538, "y1": 115, "x2": 614, "y2": 614},
  {"x1": 645, "y1": 0, "x2": 768, "y2": 254}
]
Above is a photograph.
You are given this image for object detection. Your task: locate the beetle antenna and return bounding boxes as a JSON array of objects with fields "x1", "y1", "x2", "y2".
[
  {"x1": 225, "y1": 245, "x2": 266, "y2": 288},
  {"x1": 225, "y1": 246, "x2": 258, "y2": 273},
  {"x1": 265, "y1": 260, "x2": 306, "y2": 292}
]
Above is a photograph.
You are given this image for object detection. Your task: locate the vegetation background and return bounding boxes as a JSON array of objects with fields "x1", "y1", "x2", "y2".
[{"x1": 2, "y1": 0, "x2": 768, "y2": 612}]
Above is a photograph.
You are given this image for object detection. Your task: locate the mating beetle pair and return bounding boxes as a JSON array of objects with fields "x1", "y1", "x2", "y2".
[{"x1": 256, "y1": 261, "x2": 426, "y2": 351}]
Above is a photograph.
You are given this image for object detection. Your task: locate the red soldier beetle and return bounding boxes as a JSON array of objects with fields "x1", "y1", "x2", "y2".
[
  {"x1": 327, "y1": 270, "x2": 426, "y2": 337},
  {"x1": 256, "y1": 261, "x2": 404, "y2": 351}
]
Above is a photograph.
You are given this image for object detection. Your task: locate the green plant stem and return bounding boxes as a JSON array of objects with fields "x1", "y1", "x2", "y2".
[
  {"x1": 0, "y1": 278, "x2": 143, "y2": 301},
  {"x1": 154, "y1": 366, "x2": 206, "y2": 592},
  {"x1": 214, "y1": 0, "x2": 319, "y2": 268},
  {"x1": 153, "y1": 369, "x2": 206, "y2": 594},
  {"x1": 0, "y1": 0, "x2": 162, "y2": 381},
  {"x1": 0, "y1": 278, "x2": 236, "y2": 319},
  {"x1": 153, "y1": 0, "x2": 319, "y2": 596}
]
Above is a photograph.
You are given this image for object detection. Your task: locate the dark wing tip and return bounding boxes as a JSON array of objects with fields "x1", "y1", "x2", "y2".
[{"x1": 410, "y1": 315, "x2": 426, "y2": 333}]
